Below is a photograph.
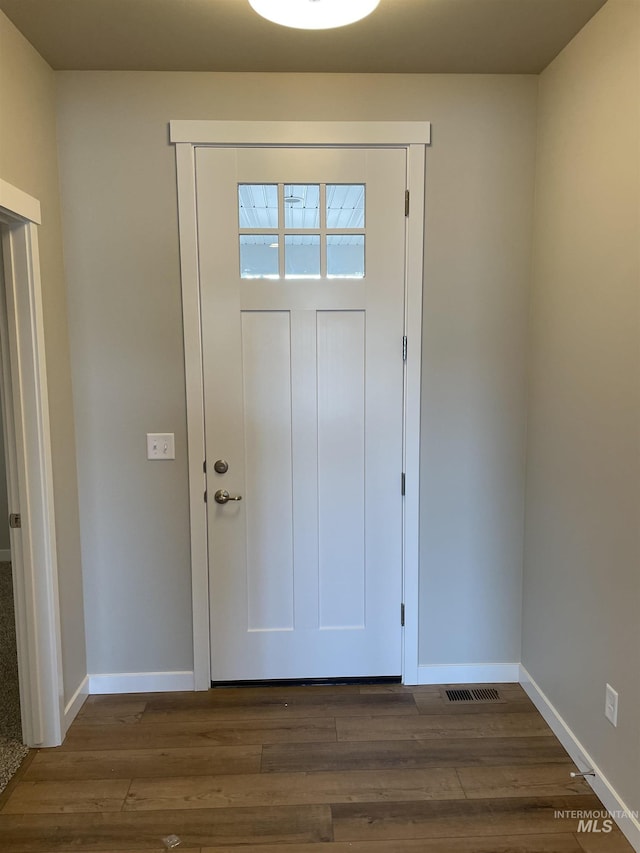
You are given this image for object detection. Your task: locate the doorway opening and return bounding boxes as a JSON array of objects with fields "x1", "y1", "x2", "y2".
[
  {"x1": 0, "y1": 178, "x2": 65, "y2": 752},
  {"x1": 0, "y1": 242, "x2": 27, "y2": 788},
  {"x1": 0, "y1": 555, "x2": 26, "y2": 792}
]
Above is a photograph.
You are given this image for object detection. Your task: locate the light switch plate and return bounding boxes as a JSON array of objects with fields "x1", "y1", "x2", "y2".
[
  {"x1": 147, "y1": 433, "x2": 175, "y2": 460},
  {"x1": 605, "y1": 683, "x2": 618, "y2": 727}
]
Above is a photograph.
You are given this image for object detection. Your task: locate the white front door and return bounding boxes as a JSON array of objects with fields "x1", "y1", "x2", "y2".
[{"x1": 196, "y1": 146, "x2": 407, "y2": 682}]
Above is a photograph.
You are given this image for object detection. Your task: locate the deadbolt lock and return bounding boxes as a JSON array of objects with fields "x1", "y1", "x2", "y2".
[{"x1": 213, "y1": 459, "x2": 229, "y2": 474}]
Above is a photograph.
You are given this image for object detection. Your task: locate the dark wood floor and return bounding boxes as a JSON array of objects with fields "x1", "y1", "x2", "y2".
[{"x1": 0, "y1": 682, "x2": 633, "y2": 852}]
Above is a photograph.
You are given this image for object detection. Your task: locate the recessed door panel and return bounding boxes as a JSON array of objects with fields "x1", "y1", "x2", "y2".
[
  {"x1": 317, "y1": 310, "x2": 366, "y2": 630},
  {"x1": 241, "y1": 310, "x2": 294, "y2": 632}
]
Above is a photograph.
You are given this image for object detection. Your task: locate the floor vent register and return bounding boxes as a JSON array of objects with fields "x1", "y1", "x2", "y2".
[{"x1": 443, "y1": 687, "x2": 504, "y2": 703}]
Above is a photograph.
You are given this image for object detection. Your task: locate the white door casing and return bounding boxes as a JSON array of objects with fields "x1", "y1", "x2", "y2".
[
  {"x1": 197, "y1": 147, "x2": 405, "y2": 680},
  {"x1": 172, "y1": 121, "x2": 428, "y2": 687},
  {"x1": 0, "y1": 178, "x2": 64, "y2": 745}
]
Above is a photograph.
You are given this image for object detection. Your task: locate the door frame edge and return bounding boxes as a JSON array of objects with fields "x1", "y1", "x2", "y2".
[
  {"x1": 401, "y1": 144, "x2": 426, "y2": 686},
  {"x1": 172, "y1": 122, "x2": 429, "y2": 689},
  {"x1": 0, "y1": 178, "x2": 65, "y2": 745},
  {"x1": 175, "y1": 143, "x2": 211, "y2": 690}
]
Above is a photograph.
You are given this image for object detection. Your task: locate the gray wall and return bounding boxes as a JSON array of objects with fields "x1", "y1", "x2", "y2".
[
  {"x1": 0, "y1": 11, "x2": 87, "y2": 704},
  {"x1": 55, "y1": 71, "x2": 537, "y2": 676},
  {"x1": 522, "y1": 0, "x2": 639, "y2": 813}
]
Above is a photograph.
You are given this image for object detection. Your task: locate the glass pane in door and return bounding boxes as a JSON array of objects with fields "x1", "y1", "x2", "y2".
[{"x1": 240, "y1": 234, "x2": 279, "y2": 279}]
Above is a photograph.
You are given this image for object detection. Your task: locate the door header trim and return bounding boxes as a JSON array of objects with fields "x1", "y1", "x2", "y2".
[
  {"x1": 0, "y1": 178, "x2": 41, "y2": 224},
  {"x1": 170, "y1": 120, "x2": 431, "y2": 147}
]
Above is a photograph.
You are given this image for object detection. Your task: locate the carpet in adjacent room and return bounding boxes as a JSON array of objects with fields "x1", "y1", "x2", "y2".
[{"x1": 0, "y1": 561, "x2": 29, "y2": 794}]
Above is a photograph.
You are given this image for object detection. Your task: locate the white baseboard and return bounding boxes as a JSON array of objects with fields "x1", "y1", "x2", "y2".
[
  {"x1": 520, "y1": 665, "x2": 640, "y2": 852},
  {"x1": 88, "y1": 671, "x2": 195, "y2": 695},
  {"x1": 64, "y1": 675, "x2": 89, "y2": 731},
  {"x1": 417, "y1": 662, "x2": 520, "y2": 684},
  {"x1": 0, "y1": 549, "x2": 11, "y2": 561}
]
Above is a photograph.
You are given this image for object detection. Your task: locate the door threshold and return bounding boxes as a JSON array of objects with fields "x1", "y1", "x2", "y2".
[{"x1": 211, "y1": 675, "x2": 402, "y2": 689}]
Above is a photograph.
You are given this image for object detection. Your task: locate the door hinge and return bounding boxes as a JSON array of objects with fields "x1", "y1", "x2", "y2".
[
  {"x1": 204, "y1": 490, "x2": 207, "y2": 503},
  {"x1": 203, "y1": 460, "x2": 207, "y2": 474},
  {"x1": 9, "y1": 513, "x2": 21, "y2": 529},
  {"x1": 402, "y1": 335, "x2": 407, "y2": 362},
  {"x1": 405, "y1": 189, "x2": 410, "y2": 217},
  {"x1": 401, "y1": 603, "x2": 405, "y2": 627},
  {"x1": 401, "y1": 473, "x2": 406, "y2": 496}
]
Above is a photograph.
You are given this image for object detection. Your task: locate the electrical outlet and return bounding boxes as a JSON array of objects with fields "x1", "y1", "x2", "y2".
[
  {"x1": 147, "y1": 433, "x2": 175, "y2": 460},
  {"x1": 605, "y1": 684, "x2": 618, "y2": 727}
]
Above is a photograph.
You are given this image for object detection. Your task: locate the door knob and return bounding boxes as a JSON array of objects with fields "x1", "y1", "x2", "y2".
[{"x1": 214, "y1": 489, "x2": 242, "y2": 504}]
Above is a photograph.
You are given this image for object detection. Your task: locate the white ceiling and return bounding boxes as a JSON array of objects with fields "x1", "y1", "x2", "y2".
[{"x1": 0, "y1": 0, "x2": 607, "y2": 74}]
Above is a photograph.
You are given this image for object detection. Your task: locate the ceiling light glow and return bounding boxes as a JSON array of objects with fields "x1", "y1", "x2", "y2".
[{"x1": 248, "y1": 0, "x2": 380, "y2": 30}]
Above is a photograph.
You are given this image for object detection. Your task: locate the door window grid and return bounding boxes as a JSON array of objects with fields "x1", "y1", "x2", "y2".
[{"x1": 238, "y1": 183, "x2": 365, "y2": 279}]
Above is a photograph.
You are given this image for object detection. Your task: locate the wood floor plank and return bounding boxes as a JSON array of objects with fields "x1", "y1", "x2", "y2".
[
  {"x1": 75, "y1": 700, "x2": 147, "y2": 726},
  {"x1": 79, "y1": 699, "x2": 148, "y2": 717},
  {"x1": 575, "y1": 831, "x2": 636, "y2": 852},
  {"x1": 83, "y1": 695, "x2": 152, "y2": 707},
  {"x1": 1, "y1": 779, "x2": 130, "y2": 815},
  {"x1": 32, "y1": 830, "x2": 634, "y2": 853},
  {"x1": 71, "y1": 713, "x2": 145, "y2": 727},
  {"x1": 262, "y1": 736, "x2": 573, "y2": 773},
  {"x1": 200, "y1": 834, "x2": 585, "y2": 852},
  {"x1": 123, "y1": 767, "x2": 463, "y2": 812},
  {"x1": 336, "y1": 711, "x2": 554, "y2": 741},
  {"x1": 141, "y1": 691, "x2": 418, "y2": 723},
  {"x1": 138, "y1": 685, "x2": 362, "y2": 711},
  {"x1": 456, "y1": 764, "x2": 592, "y2": 798},
  {"x1": 359, "y1": 684, "x2": 442, "y2": 695},
  {"x1": 0, "y1": 804, "x2": 333, "y2": 851},
  {"x1": 80, "y1": 699, "x2": 147, "y2": 713},
  {"x1": 59, "y1": 717, "x2": 336, "y2": 751},
  {"x1": 24, "y1": 745, "x2": 262, "y2": 782},
  {"x1": 332, "y1": 793, "x2": 606, "y2": 841}
]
